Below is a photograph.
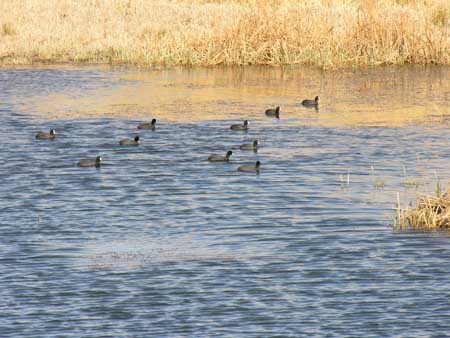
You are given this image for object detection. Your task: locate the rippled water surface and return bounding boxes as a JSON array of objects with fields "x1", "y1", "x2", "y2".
[{"x1": 1, "y1": 65, "x2": 450, "y2": 337}]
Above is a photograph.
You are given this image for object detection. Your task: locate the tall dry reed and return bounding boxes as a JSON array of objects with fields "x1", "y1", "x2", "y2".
[
  {"x1": 0, "y1": 0, "x2": 449, "y2": 69},
  {"x1": 394, "y1": 184, "x2": 450, "y2": 230}
]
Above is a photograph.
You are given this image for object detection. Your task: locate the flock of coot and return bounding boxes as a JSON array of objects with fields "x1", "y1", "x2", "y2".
[{"x1": 35, "y1": 96, "x2": 319, "y2": 173}]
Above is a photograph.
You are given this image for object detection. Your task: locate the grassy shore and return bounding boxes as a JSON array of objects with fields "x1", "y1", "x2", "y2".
[{"x1": 1, "y1": 0, "x2": 449, "y2": 69}]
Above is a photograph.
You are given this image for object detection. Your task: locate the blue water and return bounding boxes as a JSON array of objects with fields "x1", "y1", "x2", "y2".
[{"x1": 1, "y1": 66, "x2": 450, "y2": 337}]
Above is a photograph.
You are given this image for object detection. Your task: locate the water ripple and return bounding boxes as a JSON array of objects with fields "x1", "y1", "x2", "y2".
[{"x1": 1, "y1": 66, "x2": 450, "y2": 337}]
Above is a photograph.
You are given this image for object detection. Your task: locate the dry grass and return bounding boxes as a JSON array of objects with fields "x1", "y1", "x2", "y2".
[
  {"x1": 394, "y1": 184, "x2": 450, "y2": 230},
  {"x1": 1, "y1": 0, "x2": 449, "y2": 69}
]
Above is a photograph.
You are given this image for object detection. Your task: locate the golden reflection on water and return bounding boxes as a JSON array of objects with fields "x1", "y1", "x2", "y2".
[{"x1": 22, "y1": 66, "x2": 450, "y2": 127}]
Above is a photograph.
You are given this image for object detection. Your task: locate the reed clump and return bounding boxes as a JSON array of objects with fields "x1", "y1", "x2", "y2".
[
  {"x1": 394, "y1": 186, "x2": 450, "y2": 230},
  {"x1": 0, "y1": 0, "x2": 449, "y2": 69}
]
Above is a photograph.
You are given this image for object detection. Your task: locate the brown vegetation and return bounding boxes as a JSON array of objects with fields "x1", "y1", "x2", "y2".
[
  {"x1": 1, "y1": 0, "x2": 449, "y2": 68},
  {"x1": 395, "y1": 185, "x2": 450, "y2": 230}
]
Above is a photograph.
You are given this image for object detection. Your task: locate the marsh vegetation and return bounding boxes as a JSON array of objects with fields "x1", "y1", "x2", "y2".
[{"x1": 1, "y1": 0, "x2": 449, "y2": 68}]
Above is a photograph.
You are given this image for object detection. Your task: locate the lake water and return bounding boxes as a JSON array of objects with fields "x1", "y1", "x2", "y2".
[{"x1": 1, "y1": 65, "x2": 450, "y2": 337}]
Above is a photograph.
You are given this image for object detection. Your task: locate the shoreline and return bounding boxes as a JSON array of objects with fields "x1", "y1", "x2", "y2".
[
  {"x1": 1, "y1": 56, "x2": 449, "y2": 71},
  {"x1": 1, "y1": 61, "x2": 450, "y2": 72}
]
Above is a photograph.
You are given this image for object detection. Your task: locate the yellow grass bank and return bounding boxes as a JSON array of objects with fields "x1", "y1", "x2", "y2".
[{"x1": 1, "y1": 0, "x2": 449, "y2": 69}]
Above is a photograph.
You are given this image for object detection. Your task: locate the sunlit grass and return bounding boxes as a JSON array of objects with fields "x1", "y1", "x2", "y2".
[
  {"x1": 393, "y1": 180, "x2": 450, "y2": 230},
  {"x1": 0, "y1": 0, "x2": 449, "y2": 69}
]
